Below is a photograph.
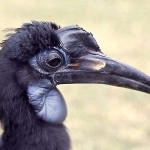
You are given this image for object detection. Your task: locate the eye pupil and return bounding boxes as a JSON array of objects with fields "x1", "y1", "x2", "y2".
[{"x1": 47, "y1": 58, "x2": 61, "y2": 67}]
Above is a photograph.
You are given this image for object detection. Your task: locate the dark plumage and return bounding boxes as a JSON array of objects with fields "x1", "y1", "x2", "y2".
[
  {"x1": 0, "y1": 21, "x2": 150, "y2": 150},
  {"x1": 0, "y1": 22, "x2": 70, "y2": 150},
  {"x1": 1, "y1": 22, "x2": 60, "y2": 62}
]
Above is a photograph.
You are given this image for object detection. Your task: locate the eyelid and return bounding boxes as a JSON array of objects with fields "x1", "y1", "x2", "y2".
[
  {"x1": 52, "y1": 47, "x2": 69, "y2": 65},
  {"x1": 29, "y1": 47, "x2": 69, "y2": 75}
]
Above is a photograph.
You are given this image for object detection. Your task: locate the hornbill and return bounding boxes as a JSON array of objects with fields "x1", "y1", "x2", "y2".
[{"x1": 0, "y1": 21, "x2": 149, "y2": 150}]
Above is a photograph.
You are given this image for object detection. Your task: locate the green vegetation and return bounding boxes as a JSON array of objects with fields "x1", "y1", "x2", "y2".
[{"x1": 0, "y1": 0, "x2": 150, "y2": 149}]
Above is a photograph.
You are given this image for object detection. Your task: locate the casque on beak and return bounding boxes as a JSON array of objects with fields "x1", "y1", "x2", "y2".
[{"x1": 53, "y1": 25, "x2": 150, "y2": 94}]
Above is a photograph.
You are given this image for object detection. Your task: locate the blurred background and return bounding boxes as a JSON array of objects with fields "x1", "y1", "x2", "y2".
[{"x1": 0, "y1": 0, "x2": 150, "y2": 149}]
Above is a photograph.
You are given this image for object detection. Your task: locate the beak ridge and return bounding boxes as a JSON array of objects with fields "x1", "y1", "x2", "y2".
[{"x1": 54, "y1": 52, "x2": 150, "y2": 94}]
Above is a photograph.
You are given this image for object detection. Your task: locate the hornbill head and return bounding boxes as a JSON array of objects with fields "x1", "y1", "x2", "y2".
[{"x1": 1, "y1": 21, "x2": 150, "y2": 125}]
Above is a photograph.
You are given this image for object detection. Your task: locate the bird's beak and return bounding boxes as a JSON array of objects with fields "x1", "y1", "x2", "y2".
[{"x1": 54, "y1": 52, "x2": 150, "y2": 94}]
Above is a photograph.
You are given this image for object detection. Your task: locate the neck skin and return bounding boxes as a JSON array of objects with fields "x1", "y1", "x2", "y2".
[{"x1": 0, "y1": 54, "x2": 70, "y2": 150}]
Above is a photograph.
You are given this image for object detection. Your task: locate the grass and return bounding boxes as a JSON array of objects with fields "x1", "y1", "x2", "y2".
[{"x1": 0, "y1": 0, "x2": 150, "y2": 149}]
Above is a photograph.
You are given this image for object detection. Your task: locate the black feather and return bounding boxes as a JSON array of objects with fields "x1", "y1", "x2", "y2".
[
  {"x1": 0, "y1": 21, "x2": 70, "y2": 150},
  {"x1": 1, "y1": 21, "x2": 60, "y2": 62}
]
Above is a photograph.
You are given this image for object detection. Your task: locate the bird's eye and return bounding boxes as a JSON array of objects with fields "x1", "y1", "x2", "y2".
[
  {"x1": 29, "y1": 48, "x2": 68, "y2": 75},
  {"x1": 46, "y1": 53, "x2": 62, "y2": 68},
  {"x1": 37, "y1": 51, "x2": 63, "y2": 72}
]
